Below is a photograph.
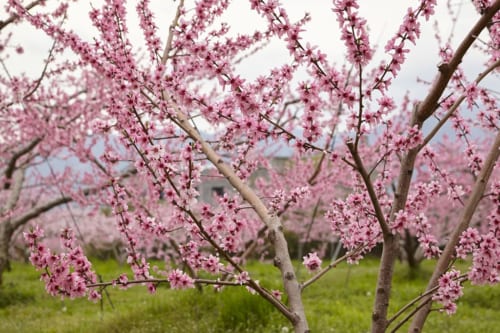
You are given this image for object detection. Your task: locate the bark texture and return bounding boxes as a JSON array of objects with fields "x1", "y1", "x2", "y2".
[{"x1": 0, "y1": 223, "x2": 13, "y2": 286}]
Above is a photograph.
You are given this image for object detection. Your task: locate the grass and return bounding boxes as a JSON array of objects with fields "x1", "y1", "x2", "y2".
[{"x1": 1, "y1": 258, "x2": 499, "y2": 332}]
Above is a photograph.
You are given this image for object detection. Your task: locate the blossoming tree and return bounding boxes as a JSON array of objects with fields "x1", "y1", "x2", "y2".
[
  {"x1": 5, "y1": 0, "x2": 500, "y2": 332},
  {"x1": 0, "y1": 3, "x2": 90, "y2": 284},
  {"x1": 0, "y1": 0, "x2": 136, "y2": 284}
]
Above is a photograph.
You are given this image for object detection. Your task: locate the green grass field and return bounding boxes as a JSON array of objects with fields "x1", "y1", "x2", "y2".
[{"x1": 1, "y1": 258, "x2": 499, "y2": 332}]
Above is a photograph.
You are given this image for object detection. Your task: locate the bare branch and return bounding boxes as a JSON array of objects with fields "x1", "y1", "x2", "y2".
[
  {"x1": 9, "y1": 195, "x2": 72, "y2": 230},
  {"x1": 23, "y1": 38, "x2": 59, "y2": 101}
]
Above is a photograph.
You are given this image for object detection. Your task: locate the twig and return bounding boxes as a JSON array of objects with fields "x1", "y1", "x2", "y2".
[
  {"x1": 23, "y1": 30, "x2": 59, "y2": 100},
  {"x1": 87, "y1": 277, "x2": 244, "y2": 288},
  {"x1": 386, "y1": 274, "x2": 467, "y2": 327},
  {"x1": 161, "y1": 0, "x2": 184, "y2": 63},
  {"x1": 301, "y1": 243, "x2": 367, "y2": 291}
]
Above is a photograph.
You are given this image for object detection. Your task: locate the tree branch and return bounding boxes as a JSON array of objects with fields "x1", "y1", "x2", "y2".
[
  {"x1": 23, "y1": 38, "x2": 59, "y2": 101},
  {"x1": 346, "y1": 141, "x2": 390, "y2": 236},
  {"x1": 87, "y1": 277, "x2": 245, "y2": 289},
  {"x1": 8, "y1": 167, "x2": 137, "y2": 230},
  {"x1": 420, "y1": 58, "x2": 500, "y2": 148},
  {"x1": 3, "y1": 137, "x2": 42, "y2": 189},
  {"x1": 1, "y1": 167, "x2": 25, "y2": 215},
  {"x1": 9, "y1": 196, "x2": 73, "y2": 230},
  {"x1": 416, "y1": 0, "x2": 500, "y2": 122},
  {"x1": 161, "y1": 0, "x2": 184, "y2": 63},
  {"x1": 0, "y1": 0, "x2": 42, "y2": 31},
  {"x1": 371, "y1": 104, "x2": 422, "y2": 333}
]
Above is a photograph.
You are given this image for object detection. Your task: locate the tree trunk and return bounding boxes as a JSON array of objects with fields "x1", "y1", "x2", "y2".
[
  {"x1": 371, "y1": 129, "x2": 421, "y2": 333},
  {"x1": 371, "y1": 233, "x2": 399, "y2": 333},
  {"x1": 403, "y1": 230, "x2": 420, "y2": 274},
  {"x1": 269, "y1": 218, "x2": 310, "y2": 333},
  {"x1": 0, "y1": 222, "x2": 13, "y2": 286}
]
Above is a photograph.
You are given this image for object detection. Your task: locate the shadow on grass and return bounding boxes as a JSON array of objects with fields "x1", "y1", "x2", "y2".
[
  {"x1": 0, "y1": 285, "x2": 35, "y2": 308},
  {"x1": 94, "y1": 288, "x2": 286, "y2": 333}
]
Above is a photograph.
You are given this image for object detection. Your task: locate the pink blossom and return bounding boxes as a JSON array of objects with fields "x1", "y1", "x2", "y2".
[
  {"x1": 168, "y1": 269, "x2": 195, "y2": 289},
  {"x1": 432, "y1": 269, "x2": 463, "y2": 314},
  {"x1": 303, "y1": 252, "x2": 322, "y2": 272},
  {"x1": 235, "y1": 271, "x2": 250, "y2": 285},
  {"x1": 272, "y1": 289, "x2": 283, "y2": 301}
]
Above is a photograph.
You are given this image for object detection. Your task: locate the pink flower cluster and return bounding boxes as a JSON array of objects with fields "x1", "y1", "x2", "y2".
[
  {"x1": 422, "y1": 146, "x2": 468, "y2": 205},
  {"x1": 235, "y1": 271, "x2": 250, "y2": 285},
  {"x1": 389, "y1": 125, "x2": 423, "y2": 152},
  {"x1": 465, "y1": 145, "x2": 483, "y2": 176},
  {"x1": 327, "y1": 192, "x2": 382, "y2": 262},
  {"x1": 168, "y1": 269, "x2": 195, "y2": 289},
  {"x1": 269, "y1": 186, "x2": 310, "y2": 212},
  {"x1": 374, "y1": 0, "x2": 437, "y2": 91},
  {"x1": 394, "y1": 181, "x2": 443, "y2": 258},
  {"x1": 24, "y1": 226, "x2": 100, "y2": 301},
  {"x1": 333, "y1": 0, "x2": 373, "y2": 66},
  {"x1": 202, "y1": 254, "x2": 224, "y2": 274},
  {"x1": 432, "y1": 269, "x2": 463, "y2": 314},
  {"x1": 136, "y1": 0, "x2": 162, "y2": 61},
  {"x1": 112, "y1": 273, "x2": 130, "y2": 290},
  {"x1": 457, "y1": 182, "x2": 500, "y2": 285}
]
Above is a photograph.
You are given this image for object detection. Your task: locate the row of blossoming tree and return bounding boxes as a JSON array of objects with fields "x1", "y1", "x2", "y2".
[{"x1": 2, "y1": 0, "x2": 499, "y2": 332}]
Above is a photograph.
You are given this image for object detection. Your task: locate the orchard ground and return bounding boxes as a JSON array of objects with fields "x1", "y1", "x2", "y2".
[{"x1": 1, "y1": 258, "x2": 499, "y2": 333}]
